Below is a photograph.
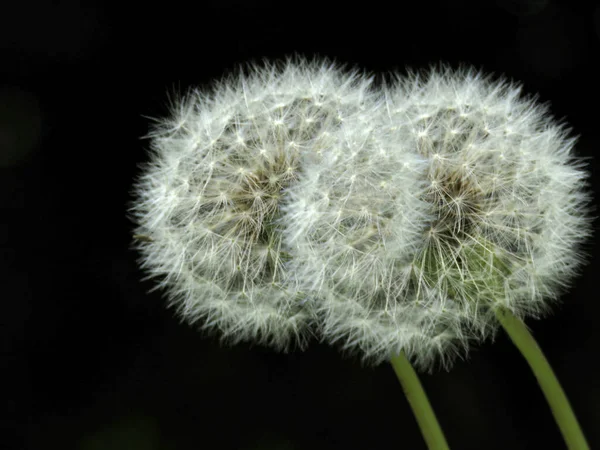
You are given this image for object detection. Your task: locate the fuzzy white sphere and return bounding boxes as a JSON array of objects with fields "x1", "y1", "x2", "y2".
[
  {"x1": 290, "y1": 65, "x2": 592, "y2": 370},
  {"x1": 130, "y1": 58, "x2": 379, "y2": 351}
]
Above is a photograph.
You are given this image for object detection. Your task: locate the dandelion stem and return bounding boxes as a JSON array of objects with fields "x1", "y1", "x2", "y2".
[
  {"x1": 496, "y1": 307, "x2": 589, "y2": 450},
  {"x1": 390, "y1": 352, "x2": 450, "y2": 450}
]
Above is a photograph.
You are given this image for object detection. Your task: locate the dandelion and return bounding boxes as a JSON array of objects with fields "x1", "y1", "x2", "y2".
[
  {"x1": 288, "y1": 63, "x2": 592, "y2": 449},
  {"x1": 129, "y1": 57, "x2": 379, "y2": 351},
  {"x1": 291, "y1": 64, "x2": 592, "y2": 368}
]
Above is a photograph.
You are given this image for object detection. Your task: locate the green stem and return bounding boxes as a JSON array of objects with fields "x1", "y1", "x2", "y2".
[
  {"x1": 496, "y1": 307, "x2": 589, "y2": 450},
  {"x1": 390, "y1": 352, "x2": 450, "y2": 450}
]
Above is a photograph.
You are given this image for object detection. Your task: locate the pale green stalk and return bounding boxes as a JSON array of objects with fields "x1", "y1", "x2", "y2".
[
  {"x1": 390, "y1": 352, "x2": 450, "y2": 450},
  {"x1": 496, "y1": 307, "x2": 589, "y2": 450}
]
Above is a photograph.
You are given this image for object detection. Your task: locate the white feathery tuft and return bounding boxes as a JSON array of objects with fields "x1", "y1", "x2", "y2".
[
  {"x1": 300, "y1": 64, "x2": 592, "y2": 371},
  {"x1": 130, "y1": 57, "x2": 380, "y2": 351}
]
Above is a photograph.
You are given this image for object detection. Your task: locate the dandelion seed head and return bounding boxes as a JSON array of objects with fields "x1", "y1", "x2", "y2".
[
  {"x1": 301, "y1": 65, "x2": 593, "y2": 371},
  {"x1": 130, "y1": 57, "x2": 378, "y2": 351}
]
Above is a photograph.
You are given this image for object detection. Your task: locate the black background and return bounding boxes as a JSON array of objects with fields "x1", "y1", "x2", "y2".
[{"x1": 2, "y1": 0, "x2": 599, "y2": 449}]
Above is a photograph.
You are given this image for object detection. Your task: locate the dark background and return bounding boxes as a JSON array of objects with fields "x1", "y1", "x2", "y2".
[{"x1": 2, "y1": 0, "x2": 599, "y2": 449}]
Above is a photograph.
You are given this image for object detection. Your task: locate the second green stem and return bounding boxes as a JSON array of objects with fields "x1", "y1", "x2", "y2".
[{"x1": 496, "y1": 307, "x2": 589, "y2": 450}]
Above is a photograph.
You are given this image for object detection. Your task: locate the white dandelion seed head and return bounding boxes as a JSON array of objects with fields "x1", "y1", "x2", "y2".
[
  {"x1": 130, "y1": 57, "x2": 379, "y2": 351},
  {"x1": 288, "y1": 64, "x2": 592, "y2": 372}
]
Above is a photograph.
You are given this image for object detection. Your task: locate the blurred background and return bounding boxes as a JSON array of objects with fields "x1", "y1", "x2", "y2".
[{"x1": 1, "y1": 0, "x2": 599, "y2": 448}]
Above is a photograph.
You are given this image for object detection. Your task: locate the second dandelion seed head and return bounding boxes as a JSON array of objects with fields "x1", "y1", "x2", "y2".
[{"x1": 287, "y1": 65, "x2": 592, "y2": 371}]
